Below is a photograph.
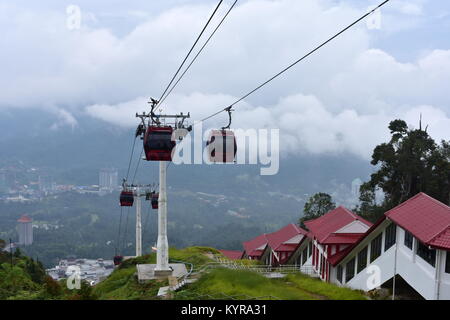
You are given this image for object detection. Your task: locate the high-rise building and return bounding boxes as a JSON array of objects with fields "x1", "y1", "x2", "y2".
[
  {"x1": 17, "y1": 215, "x2": 33, "y2": 246},
  {"x1": 99, "y1": 168, "x2": 118, "y2": 191}
]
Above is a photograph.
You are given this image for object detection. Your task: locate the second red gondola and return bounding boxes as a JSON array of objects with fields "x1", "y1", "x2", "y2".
[
  {"x1": 120, "y1": 191, "x2": 134, "y2": 207},
  {"x1": 151, "y1": 192, "x2": 159, "y2": 209},
  {"x1": 206, "y1": 129, "x2": 237, "y2": 163}
]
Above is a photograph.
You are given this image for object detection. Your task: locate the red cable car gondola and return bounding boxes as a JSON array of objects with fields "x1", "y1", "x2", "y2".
[
  {"x1": 143, "y1": 126, "x2": 176, "y2": 161},
  {"x1": 151, "y1": 192, "x2": 159, "y2": 209},
  {"x1": 120, "y1": 191, "x2": 134, "y2": 207},
  {"x1": 206, "y1": 107, "x2": 237, "y2": 163},
  {"x1": 206, "y1": 129, "x2": 237, "y2": 163},
  {"x1": 113, "y1": 255, "x2": 124, "y2": 266}
]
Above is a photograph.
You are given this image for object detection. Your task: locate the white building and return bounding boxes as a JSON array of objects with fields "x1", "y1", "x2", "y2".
[
  {"x1": 17, "y1": 215, "x2": 33, "y2": 246},
  {"x1": 329, "y1": 193, "x2": 450, "y2": 300},
  {"x1": 241, "y1": 192, "x2": 450, "y2": 300},
  {"x1": 99, "y1": 168, "x2": 118, "y2": 192}
]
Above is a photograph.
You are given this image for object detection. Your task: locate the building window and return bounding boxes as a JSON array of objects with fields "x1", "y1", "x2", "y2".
[
  {"x1": 357, "y1": 246, "x2": 368, "y2": 274},
  {"x1": 302, "y1": 247, "x2": 308, "y2": 265},
  {"x1": 370, "y1": 234, "x2": 382, "y2": 263},
  {"x1": 404, "y1": 230, "x2": 413, "y2": 250},
  {"x1": 308, "y1": 242, "x2": 312, "y2": 257},
  {"x1": 345, "y1": 257, "x2": 356, "y2": 283},
  {"x1": 446, "y1": 252, "x2": 450, "y2": 274},
  {"x1": 384, "y1": 223, "x2": 396, "y2": 251},
  {"x1": 337, "y1": 265, "x2": 343, "y2": 283},
  {"x1": 416, "y1": 241, "x2": 436, "y2": 267}
]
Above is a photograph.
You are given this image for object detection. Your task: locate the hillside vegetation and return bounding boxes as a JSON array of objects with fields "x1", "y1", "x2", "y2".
[
  {"x1": 175, "y1": 268, "x2": 366, "y2": 300},
  {"x1": 0, "y1": 245, "x2": 367, "y2": 300},
  {"x1": 94, "y1": 246, "x2": 367, "y2": 300},
  {"x1": 0, "y1": 246, "x2": 97, "y2": 300}
]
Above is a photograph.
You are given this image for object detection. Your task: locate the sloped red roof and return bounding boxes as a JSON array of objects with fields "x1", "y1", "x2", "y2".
[
  {"x1": 385, "y1": 192, "x2": 450, "y2": 249},
  {"x1": 321, "y1": 233, "x2": 365, "y2": 244},
  {"x1": 332, "y1": 193, "x2": 450, "y2": 266},
  {"x1": 430, "y1": 227, "x2": 450, "y2": 250},
  {"x1": 219, "y1": 250, "x2": 243, "y2": 260},
  {"x1": 265, "y1": 223, "x2": 307, "y2": 252},
  {"x1": 243, "y1": 234, "x2": 268, "y2": 257},
  {"x1": 276, "y1": 243, "x2": 300, "y2": 251},
  {"x1": 329, "y1": 216, "x2": 387, "y2": 266},
  {"x1": 17, "y1": 215, "x2": 32, "y2": 223},
  {"x1": 304, "y1": 206, "x2": 372, "y2": 244}
]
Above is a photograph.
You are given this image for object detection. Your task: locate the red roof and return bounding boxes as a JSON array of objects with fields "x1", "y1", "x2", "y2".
[
  {"x1": 304, "y1": 206, "x2": 372, "y2": 244},
  {"x1": 17, "y1": 215, "x2": 32, "y2": 223},
  {"x1": 431, "y1": 227, "x2": 450, "y2": 250},
  {"x1": 332, "y1": 193, "x2": 450, "y2": 266},
  {"x1": 219, "y1": 250, "x2": 243, "y2": 260},
  {"x1": 243, "y1": 234, "x2": 268, "y2": 258},
  {"x1": 385, "y1": 192, "x2": 450, "y2": 249},
  {"x1": 265, "y1": 223, "x2": 307, "y2": 252}
]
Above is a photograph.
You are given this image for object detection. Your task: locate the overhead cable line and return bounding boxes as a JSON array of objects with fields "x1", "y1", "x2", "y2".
[
  {"x1": 131, "y1": 148, "x2": 144, "y2": 185},
  {"x1": 158, "y1": 0, "x2": 239, "y2": 109},
  {"x1": 198, "y1": 0, "x2": 391, "y2": 124},
  {"x1": 125, "y1": 134, "x2": 137, "y2": 181},
  {"x1": 157, "y1": 0, "x2": 224, "y2": 106}
]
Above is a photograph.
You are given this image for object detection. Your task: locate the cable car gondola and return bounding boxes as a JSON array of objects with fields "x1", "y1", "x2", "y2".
[
  {"x1": 113, "y1": 255, "x2": 124, "y2": 266},
  {"x1": 151, "y1": 192, "x2": 159, "y2": 209},
  {"x1": 120, "y1": 190, "x2": 134, "y2": 207},
  {"x1": 206, "y1": 107, "x2": 237, "y2": 163},
  {"x1": 143, "y1": 126, "x2": 176, "y2": 161}
]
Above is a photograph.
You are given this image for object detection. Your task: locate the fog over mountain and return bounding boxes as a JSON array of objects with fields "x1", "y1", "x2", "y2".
[{"x1": 1, "y1": 0, "x2": 449, "y2": 161}]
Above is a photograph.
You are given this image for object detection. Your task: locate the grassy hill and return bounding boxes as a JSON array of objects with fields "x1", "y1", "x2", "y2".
[
  {"x1": 175, "y1": 268, "x2": 366, "y2": 300},
  {"x1": 0, "y1": 245, "x2": 367, "y2": 300},
  {"x1": 94, "y1": 246, "x2": 367, "y2": 300}
]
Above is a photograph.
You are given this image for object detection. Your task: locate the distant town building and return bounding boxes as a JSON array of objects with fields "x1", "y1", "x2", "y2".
[
  {"x1": 46, "y1": 258, "x2": 115, "y2": 286},
  {"x1": 99, "y1": 168, "x2": 118, "y2": 192},
  {"x1": 38, "y1": 174, "x2": 55, "y2": 193},
  {"x1": 17, "y1": 215, "x2": 33, "y2": 246}
]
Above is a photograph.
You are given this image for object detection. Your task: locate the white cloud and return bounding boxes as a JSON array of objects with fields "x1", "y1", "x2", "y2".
[{"x1": 1, "y1": 0, "x2": 449, "y2": 157}]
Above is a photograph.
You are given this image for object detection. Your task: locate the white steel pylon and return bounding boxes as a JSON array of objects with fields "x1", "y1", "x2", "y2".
[
  {"x1": 155, "y1": 161, "x2": 170, "y2": 272},
  {"x1": 135, "y1": 187, "x2": 142, "y2": 257}
]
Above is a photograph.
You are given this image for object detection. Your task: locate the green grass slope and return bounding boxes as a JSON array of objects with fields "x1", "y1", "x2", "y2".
[
  {"x1": 93, "y1": 246, "x2": 218, "y2": 300},
  {"x1": 175, "y1": 268, "x2": 367, "y2": 300},
  {"x1": 94, "y1": 246, "x2": 367, "y2": 300}
]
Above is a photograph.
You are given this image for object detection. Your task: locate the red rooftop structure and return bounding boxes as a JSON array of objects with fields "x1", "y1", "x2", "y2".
[
  {"x1": 219, "y1": 250, "x2": 243, "y2": 260},
  {"x1": 260, "y1": 223, "x2": 308, "y2": 265}
]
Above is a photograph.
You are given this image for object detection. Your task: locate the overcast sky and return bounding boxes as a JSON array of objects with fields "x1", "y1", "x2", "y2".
[{"x1": 1, "y1": 0, "x2": 449, "y2": 159}]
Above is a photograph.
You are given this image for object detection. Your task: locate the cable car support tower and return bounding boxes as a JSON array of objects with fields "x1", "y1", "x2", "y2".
[
  {"x1": 136, "y1": 99, "x2": 190, "y2": 276},
  {"x1": 121, "y1": 180, "x2": 156, "y2": 257}
]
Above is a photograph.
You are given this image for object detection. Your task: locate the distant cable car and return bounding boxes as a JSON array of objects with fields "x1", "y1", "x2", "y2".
[
  {"x1": 206, "y1": 107, "x2": 237, "y2": 163},
  {"x1": 143, "y1": 126, "x2": 176, "y2": 161},
  {"x1": 151, "y1": 192, "x2": 159, "y2": 209},
  {"x1": 120, "y1": 191, "x2": 134, "y2": 207},
  {"x1": 113, "y1": 255, "x2": 123, "y2": 266},
  {"x1": 206, "y1": 130, "x2": 237, "y2": 163}
]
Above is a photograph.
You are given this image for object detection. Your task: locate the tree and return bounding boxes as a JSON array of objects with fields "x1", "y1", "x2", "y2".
[
  {"x1": 299, "y1": 192, "x2": 336, "y2": 228},
  {"x1": 356, "y1": 119, "x2": 450, "y2": 222},
  {"x1": 44, "y1": 275, "x2": 62, "y2": 297},
  {"x1": 13, "y1": 248, "x2": 22, "y2": 258}
]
